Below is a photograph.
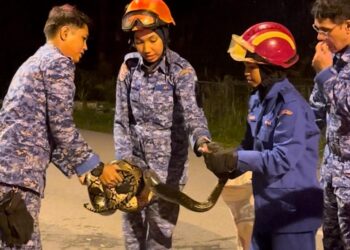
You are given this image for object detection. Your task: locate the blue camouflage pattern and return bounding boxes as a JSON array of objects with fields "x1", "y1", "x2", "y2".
[
  {"x1": 122, "y1": 196, "x2": 180, "y2": 250},
  {"x1": 114, "y1": 49, "x2": 210, "y2": 185},
  {"x1": 0, "y1": 43, "x2": 100, "y2": 196},
  {"x1": 0, "y1": 43, "x2": 100, "y2": 249},
  {"x1": 114, "y1": 49, "x2": 210, "y2": 249},
  {"x1": 310, "y1": 46, "x2": 350, "y2": 249}
]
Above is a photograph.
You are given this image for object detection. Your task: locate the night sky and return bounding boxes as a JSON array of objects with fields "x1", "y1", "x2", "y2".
[{"x1": 0, "y1": 0, "x2": 317, "y2": 98}]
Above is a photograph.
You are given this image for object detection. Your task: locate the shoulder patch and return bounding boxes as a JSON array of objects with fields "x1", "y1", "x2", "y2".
[
  {"x1": 179, "y1": 68, "x2": 193, "y2": 76},
  {"x1": 279, "y1": 109, "x2": 293, "y2": 116},
  {"x1": 118, "y1": 63, "x2": 129, "y2": 82}
]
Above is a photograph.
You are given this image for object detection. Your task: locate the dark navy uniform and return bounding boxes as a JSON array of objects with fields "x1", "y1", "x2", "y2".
[{"x1": 237, "y1": 78, "x2": 323, "y2": 250}]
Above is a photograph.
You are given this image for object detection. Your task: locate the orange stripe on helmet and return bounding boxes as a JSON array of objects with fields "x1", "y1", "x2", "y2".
[{"x1": 251, "y1": 31, "x2": 296, "y2": 50}]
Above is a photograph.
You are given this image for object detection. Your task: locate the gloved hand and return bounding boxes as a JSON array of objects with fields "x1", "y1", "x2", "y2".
[
  {"x1": 203, "y1": 142, "x2": 238, "y2": 178},
  {"x1": 194, "y1": 136, "x2": 211, "y2": 156}
]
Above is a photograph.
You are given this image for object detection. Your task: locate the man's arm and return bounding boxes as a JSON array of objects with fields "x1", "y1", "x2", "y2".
[{"x1": 44, "y1": 57, "x2": 100, "y2": 176}]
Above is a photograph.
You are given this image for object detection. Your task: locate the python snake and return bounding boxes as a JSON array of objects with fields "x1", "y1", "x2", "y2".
[{"x1": 84, "y1": 160, "x2": 227, "y2": 214}]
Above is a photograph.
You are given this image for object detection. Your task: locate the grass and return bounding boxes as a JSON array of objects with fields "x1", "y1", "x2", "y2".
[
  {"x1": 73, "y1": 108, "x2": 114, "y2": 134},
  {"x1": 73, "y1": 80, "x2": 322, "y2": 149}
]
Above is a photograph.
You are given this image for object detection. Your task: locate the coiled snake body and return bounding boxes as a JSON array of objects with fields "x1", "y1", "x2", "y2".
[
  {"x1": 84, "y1": 160, "x2": 153, "y2": 214},
  {"x1": 84, "y1": 160, "x2": 228, "y2": 214}
]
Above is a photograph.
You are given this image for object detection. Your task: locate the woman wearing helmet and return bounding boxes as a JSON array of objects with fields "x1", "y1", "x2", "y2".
[
  {"x1": 203, "y1": 22, "x2": 323, "y2": 250},
  {"x1": 114, "y1": 0, "x2": 211, "y2": 249}
]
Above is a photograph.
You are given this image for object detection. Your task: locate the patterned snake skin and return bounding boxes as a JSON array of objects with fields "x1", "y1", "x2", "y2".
[
  {"x1": 84, "y1": 160, "x2": 152, "y2": 214},
  {"x1": 84, "y1": 161, "x2": 227, "y2": 214}
]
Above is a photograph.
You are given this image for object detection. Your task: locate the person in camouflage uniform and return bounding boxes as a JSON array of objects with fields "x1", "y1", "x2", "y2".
[
  {"x1": 0, "y1": 4, "x2": 121, "y2": 249},
  {"x1": 114, "y1": 0, "x2": 211, "y2": 249},
  {"x1": 310, "y1": 0, "x2": 350, "y2": 249}
]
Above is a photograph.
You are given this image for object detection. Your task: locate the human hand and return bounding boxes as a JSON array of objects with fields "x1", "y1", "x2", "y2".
[
  {"x1": 203, "y1": 142, "x2": 238, "y2": 177},
  {"x1": 312, "y1": 41, "x2": 333, "y2": 73},
  {"x1": 99, "y1": 162, "x2": 124, "y2": 188}
]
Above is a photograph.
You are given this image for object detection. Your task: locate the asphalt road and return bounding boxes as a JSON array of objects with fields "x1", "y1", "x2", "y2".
[{"x1": 40, "y1": 130, "x2": 323, "y2": 249}]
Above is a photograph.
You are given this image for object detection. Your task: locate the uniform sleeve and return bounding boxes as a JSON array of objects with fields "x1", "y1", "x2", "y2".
[
  {"x1": 113, "y1": 62, "x2": 161, "y2": 168},
  {"x1": 309, "y1": 68, "x2": 330, "y2": 130},
  {"x1": 314, "y1": 66, "x2": 350, "y2": 121},
  {"x1": 237, "y1": 101, "x2": 306, "y2": 176},
  {"x1": 45, "y1": 57, "x2": 100, "y2": 176},
  {"x1": 174, "y1": 65, "x2": 211, "y2": 149},
  {"x1": 114, "y1": 63, "x2": 134, "y2": 162}
]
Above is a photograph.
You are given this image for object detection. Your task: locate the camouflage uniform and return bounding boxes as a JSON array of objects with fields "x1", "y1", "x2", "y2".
[
  {"x1": 114, "y1": 49, "x2": 210, "y2": 249},
  {"x1": 310, "y1": 46, "x2": 350, "y2": 250},
  {"x1": 0, "y1": 43, "x2": 100, "y2": 249}
]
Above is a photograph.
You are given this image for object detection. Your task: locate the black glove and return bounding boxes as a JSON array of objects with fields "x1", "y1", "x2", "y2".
[
  {"x1": 203, "y1": 142, "x2": 238, "y2": 178},
  {"x1": 194, "y1": 137, "x2": 210, "y2": 157}
]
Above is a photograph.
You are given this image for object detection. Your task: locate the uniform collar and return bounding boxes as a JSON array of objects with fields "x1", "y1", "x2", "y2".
[
  {"x1": 336, "y1": 46, "x2": 350, "y2": 63},
  {"x1": 262, "y1": 78, "x2": 289, "y2": 101},
  {"x1": 139, "y1": 49, "x2": 169, "y2": 74},
  {"x1": 43, "y1": 43, "x2": 74, "y2": 63}
]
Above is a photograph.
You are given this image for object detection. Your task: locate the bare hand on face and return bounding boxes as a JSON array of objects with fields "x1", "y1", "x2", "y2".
[
  {"x1": 99, "y1": 162, "x2": 124, "y2": 187},
  {"x1": 312, "y1": 41, "x2": 333, "y2": 73}
]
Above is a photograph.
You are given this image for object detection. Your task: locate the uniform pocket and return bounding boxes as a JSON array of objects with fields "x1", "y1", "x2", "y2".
[
  {"x1": 153, "y1": 86, "x2": 174, "y2": 128},
  {"x1": 257, "y1": 126, "x2": 274, "y2": 142},
  {"x1": 260, "y1": 188, "x2": 297, "y2": 213},
  {"x1": 129, "y1": 77, "x2": 142, "y2": 104},
  {"x1": 143, "y1": 135, "x2": 172, "y2": 182},
  {"x1": 257, "y1": 113, "x2": 276, "y2": 142}
]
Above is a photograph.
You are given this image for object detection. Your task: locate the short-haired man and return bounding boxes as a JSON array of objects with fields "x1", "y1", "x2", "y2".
[{"x1": 0, "y1": 4, "x2": 120, "y2": 248}]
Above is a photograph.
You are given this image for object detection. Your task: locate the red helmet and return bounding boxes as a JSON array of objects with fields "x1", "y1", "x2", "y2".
[
  {"x1": 122, "y1": 0, "x2": 175, "y2": 32},
  {"x1": 228, "y1": 22, "x2": 299, "y2": 68}
]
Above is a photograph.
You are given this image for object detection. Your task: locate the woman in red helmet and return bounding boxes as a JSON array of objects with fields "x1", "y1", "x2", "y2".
[
  {"x1": 203, "y1": 22, "x2": 323, "y2": 250},
  {"x1": 114, "y1": 0, "x2": 211, "y2": 249}
]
